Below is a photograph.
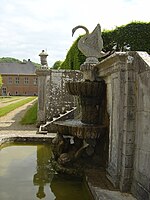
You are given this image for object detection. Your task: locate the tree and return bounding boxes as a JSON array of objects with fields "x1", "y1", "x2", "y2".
[
  {"x1": 0, "y1": 75, "x2": 2, "y2": 89},
  {"x1": 0, "y1": 57, "x2": 22, "y2": 63},
  {"x1": 52, "y1": 60, "x2": 63, "y2": 69},
  {"x1": 0, "y1": 57, "x2": 40, "y2": 68}
]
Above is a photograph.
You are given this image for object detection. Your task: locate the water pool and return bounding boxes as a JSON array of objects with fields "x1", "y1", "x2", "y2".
[{"x1": 0, "y1": 142, "x2": 93, "y2": 200}]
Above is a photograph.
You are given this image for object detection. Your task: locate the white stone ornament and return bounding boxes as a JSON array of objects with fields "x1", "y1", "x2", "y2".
[{"x1": 72, "y1": 24, "x2": 109, "y2": 61}]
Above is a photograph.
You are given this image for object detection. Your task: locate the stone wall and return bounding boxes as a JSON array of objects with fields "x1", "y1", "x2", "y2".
[
  {"x1": 36, "y1": 68, "x2": 82, "y2": 124},
  {"x1": 97, "y1": 51, "x2": 150, "y2": 200},
  {"x1": 131, "y1": 52, "x2": 150, "y2": 200}
]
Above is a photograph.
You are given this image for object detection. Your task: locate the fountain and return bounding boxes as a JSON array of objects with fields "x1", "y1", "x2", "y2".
[{"x1": 51, "y1": 24, "x2": 109, "y2": 175}]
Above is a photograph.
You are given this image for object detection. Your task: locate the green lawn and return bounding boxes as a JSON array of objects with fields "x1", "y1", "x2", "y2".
[
  {"x1": 0, "y1": 96, "x2": 23, "y2": 103},
  {"x1": 20, "y1": 101, "x2": 37, "y2": 125},
  {"x1": 0, "y1": 97, "x2": 36, "y2": 117}
]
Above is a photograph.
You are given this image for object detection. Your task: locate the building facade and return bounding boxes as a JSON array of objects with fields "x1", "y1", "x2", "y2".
[{"x1": 0, "y1": 60, "x2": 38, "y2": 96}]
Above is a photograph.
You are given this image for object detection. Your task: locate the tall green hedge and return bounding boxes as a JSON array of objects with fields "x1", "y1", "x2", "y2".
[
  {"x1": 61, "y1": 36, "x2": 86, "y2": 70},
  {"x1": 102, "y1": 21, "x2": 150, "y2": 53},
  {"x1": 60, "y1": 21, "x2": 150, "y2": 70}
]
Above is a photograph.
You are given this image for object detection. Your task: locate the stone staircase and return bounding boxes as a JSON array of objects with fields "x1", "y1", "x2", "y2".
[{"x1": 37, "y1": 107, "x2": 76, "y2": 134}]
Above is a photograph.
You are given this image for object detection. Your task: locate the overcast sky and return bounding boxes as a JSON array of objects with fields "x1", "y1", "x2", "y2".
[{"x1": 0, "y1": 0, "x2": 149, "y2": 67}]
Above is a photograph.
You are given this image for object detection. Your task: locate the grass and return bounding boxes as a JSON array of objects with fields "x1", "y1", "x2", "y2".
[
  {"x1": 20, "y1": 101, "x2": 37, "y2": 125},
  {"x1": 0, "y1": 96, "x2": 23, "y2": 103},
  {"x1": 0, "y1": 96, "x2": 12, "y2": 99},
  {"x1": 0, "y1": 97, "x2": 36, "y2": 117}
]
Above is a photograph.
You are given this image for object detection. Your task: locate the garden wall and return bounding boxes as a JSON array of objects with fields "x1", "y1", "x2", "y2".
[
  {"x1": 36, "y1": 69, "x2": 82, "y2": 124},
  {"x1": 97, "y1": 51, "x2": 150, "y2": 200}
]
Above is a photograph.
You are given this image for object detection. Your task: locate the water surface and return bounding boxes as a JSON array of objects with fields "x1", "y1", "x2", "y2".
[{"x1": 0, "y1": 143, "x2": 93, "y2": 200}]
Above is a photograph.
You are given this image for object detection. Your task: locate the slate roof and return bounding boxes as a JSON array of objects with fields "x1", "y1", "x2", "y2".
[{"x1": 0, "y1": 61, "x2": 36, "y2": 75}]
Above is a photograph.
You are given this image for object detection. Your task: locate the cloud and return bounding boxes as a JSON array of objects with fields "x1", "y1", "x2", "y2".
[{"x1": 0, "y1": 0, "x2": 149, "y2": 66}]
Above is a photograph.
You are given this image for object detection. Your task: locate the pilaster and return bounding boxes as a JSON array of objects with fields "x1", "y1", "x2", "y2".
[{"x1": 36, "y1": 68, "x2": 50, "y2": 124}]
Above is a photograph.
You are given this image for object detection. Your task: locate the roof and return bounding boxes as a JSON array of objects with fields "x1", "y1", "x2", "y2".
[{"x1": 0, "y1": 61, "x2": 36, "y2": 75}]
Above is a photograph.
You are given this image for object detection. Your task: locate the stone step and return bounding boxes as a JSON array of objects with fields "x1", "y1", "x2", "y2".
[{"x1": 37, "y1": 107, "x2": 76, "y2": 134}]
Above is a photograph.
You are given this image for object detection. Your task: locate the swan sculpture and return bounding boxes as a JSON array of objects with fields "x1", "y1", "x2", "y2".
[{"x1": 72, "y1": 24, "x2": 108, "y2": 59}]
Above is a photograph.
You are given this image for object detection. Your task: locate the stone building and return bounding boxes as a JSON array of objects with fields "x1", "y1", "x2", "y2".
[{"x1": 0, "y1": 59, "x2": 38, "y2": 96}]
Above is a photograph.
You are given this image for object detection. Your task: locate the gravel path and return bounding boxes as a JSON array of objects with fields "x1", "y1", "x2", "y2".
[
  {"x1": 0, "y1": 99, "x2": 38, "y2": 136},
  {"x1": 0, "y1": 98, "x2": 56, "y2": 142},
  {"x1": 0, "y1": 96, "x2": 28, "y2": 108}
]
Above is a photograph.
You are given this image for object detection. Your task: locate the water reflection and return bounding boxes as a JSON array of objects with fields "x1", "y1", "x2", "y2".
[
  {"x1": 33, "y1": 144, "x2": 92, "y2": 200},
  {"x1": 33, "y1": 144, "x2": 54, "y2": 199}
]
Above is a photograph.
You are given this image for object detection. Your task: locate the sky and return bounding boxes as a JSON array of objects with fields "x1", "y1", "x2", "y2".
[{"x1": 0, "y1": 0, "x2": 149, "y2": 67}]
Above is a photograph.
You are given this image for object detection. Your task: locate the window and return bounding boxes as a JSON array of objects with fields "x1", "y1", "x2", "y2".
[
  {"x1": 8, "y1": 77, "x2": 12, "y2": 84},
  {"x1": 15, "y1": 77, "x2": 19, "y2": 84},
  {"x1": 2, "y1": 87, "x2": 7, "y2": 96},
  {"x1": 24, "y1": 77, "x2": 29, "y2": 84},
  {"x1": 33, "y1": 77, "x2": 38, "y2": 85}
]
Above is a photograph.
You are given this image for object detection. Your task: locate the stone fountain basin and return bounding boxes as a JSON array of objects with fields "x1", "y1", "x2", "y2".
[
  {"x1": 66, "y1": 81, "x2": 105, "y2": 97},
  {"x1": 53, "y1": 119, "x2": 106, "y2": 139}
]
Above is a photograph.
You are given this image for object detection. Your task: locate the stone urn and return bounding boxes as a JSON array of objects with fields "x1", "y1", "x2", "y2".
[{"x1": 66, "y1": 80, "x2": 105, "y2": 124}]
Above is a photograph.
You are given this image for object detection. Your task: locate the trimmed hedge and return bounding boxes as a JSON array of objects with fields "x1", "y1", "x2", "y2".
[
  {"x1": 60, "y1": 21, "x2": 150, "y2": 70},
  {"x1": 61, "y1": 36, "x2": 86, "y2": 70},
  {"x1": 102, "y1": 21, "x2": 150, "y2": 53}
]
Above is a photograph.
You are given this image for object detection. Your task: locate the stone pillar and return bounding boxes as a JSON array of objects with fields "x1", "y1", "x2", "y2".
[
  {"x1": 101, "y1": 54, "x2": 136, "y2": 192},
  {"x1": 36, "y1": 50, "x2": 50, "y2": 125},
  {"x1": 105, "y1": 69, "x2": 125, "y2": 188},
  {"x1": 97, "y1": 52, "x2": 136, "y2": 192},
  {"x1": 119, "y1": 55, "x2": 136, "y2": 192},
  {"x1": 36, "y1": 69, "x2": 50, "y2": 125}
]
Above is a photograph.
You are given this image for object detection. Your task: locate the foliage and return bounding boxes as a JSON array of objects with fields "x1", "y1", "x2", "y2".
[
  {"x1": 20, "y1": 101, "x2": 37, "y2": 124},
  {"x1": 52, "y1": 60, "x2": 63, "y2": 69},
  {"x1": 0, "y1": 97, "x2": 36, "y2": 117},
  {"x1": 0, "y1": 74, "x2": 2, "y2": 89},
  {"x1": 102, "y1": 21, "x2": 150, "y2": 53},
  {"x1": 0, "y1": 57, "x2": 22, "y2": 63},
  {"x1": 61, "y1": 36, "x2": 86, "y2": 70},
  {"x1": 60, "y1": 21, "x2": 150, "y2": 70},
  {"x1": 31, "y1": 62, "x2": 41, "y2": 68},
  {"x1": 0, "y1": 57, "x2": 40, "y2": 68}
]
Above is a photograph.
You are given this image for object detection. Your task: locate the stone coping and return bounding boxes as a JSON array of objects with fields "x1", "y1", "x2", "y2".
[
  {"x1": 85, "y1": 169, "x2": 137, "y2": 200},
  {"x1": 87, "y1": 183, "x2": 137, "y2": 200},
  {"x1": 0, "y1": 132, "x2": 56, "y2": 147}
]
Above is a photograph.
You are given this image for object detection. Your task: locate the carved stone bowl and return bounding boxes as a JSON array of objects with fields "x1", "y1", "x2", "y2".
[
  {"x1": 53, "y1": 119, "x2": 106, "y2": 139},
  {"x1": 66, "y1": 80, "x2": 105, "y2": 97}
]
